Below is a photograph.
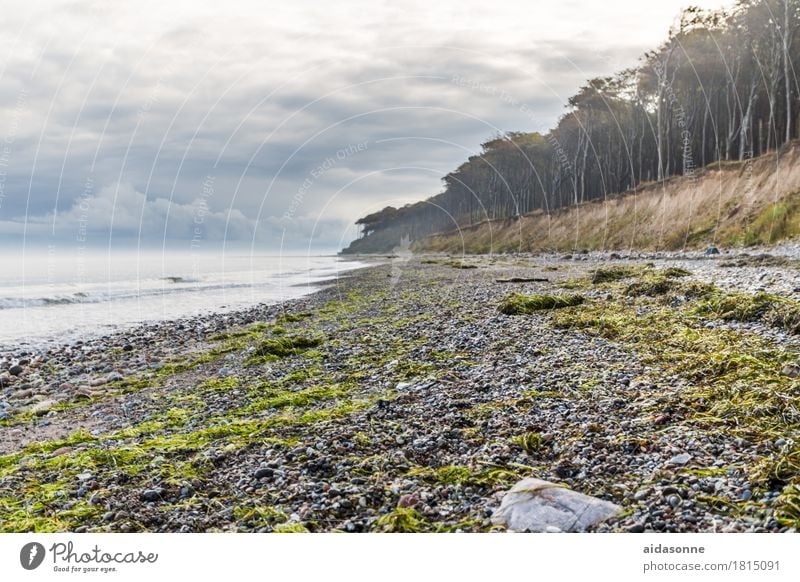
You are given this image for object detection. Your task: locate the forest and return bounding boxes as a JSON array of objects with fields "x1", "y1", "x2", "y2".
[{"x1": 345, "y1": 0, "x2": 800, "y2": 252}]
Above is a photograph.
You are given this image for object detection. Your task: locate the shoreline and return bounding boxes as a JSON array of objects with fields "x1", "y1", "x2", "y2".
[
  {"x1": 0, "y1": 256, "x2": 373, "y2": 352},
  {"x1": 1, "y1": 251, "x2": 799, "y2": 532},
  {"x1": 0, "y1": 267, "x2": 377, "y2": 447}
]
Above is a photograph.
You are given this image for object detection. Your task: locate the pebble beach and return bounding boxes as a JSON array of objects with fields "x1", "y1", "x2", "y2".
[{"x1": 1, "y1": 249, "x2": 800, "y2": 533}]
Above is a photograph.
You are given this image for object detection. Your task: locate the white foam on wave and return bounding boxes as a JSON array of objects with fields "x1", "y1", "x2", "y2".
[{"x1": 1, "y1": 252, "x2": 368, "y2": 349}]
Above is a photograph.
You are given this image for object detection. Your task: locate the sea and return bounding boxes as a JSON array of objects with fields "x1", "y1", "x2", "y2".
[{"x1": 0, "y1": 249, "x2": 368, "y2": 350}]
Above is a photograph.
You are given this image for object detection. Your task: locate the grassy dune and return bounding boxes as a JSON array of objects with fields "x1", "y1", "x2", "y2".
[{"x1": 414, "y1": 143, "x2": 800, "y2": 254}]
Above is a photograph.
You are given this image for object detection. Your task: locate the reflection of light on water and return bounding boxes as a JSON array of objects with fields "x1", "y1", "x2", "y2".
[{"x1": 1, "y1": 252, "x2": 367, "y2": 349}]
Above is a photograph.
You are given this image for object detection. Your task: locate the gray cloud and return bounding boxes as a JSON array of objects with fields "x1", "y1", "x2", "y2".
[
  {"x1": 9, "y1": 181, "x2": 354, "y2": 251},
  {"x1": 0, "y1": 0, "x2": 731, "y2": 250}
]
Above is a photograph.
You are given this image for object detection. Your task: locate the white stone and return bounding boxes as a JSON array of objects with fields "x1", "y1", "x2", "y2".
[
  {"x1": 667, "y1": 452, "x2": 692, "y2": 466},
  {"x1": 491, "y1": 478, "x2": 621, "y2": 532},
  {"x1": 30, "y1": 399, "x2": 57, "y2": 416}
]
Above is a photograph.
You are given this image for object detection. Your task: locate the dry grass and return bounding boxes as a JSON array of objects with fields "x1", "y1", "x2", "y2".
[{"x1": 415, "y1": 143, "x2": 800, "y2": 253}]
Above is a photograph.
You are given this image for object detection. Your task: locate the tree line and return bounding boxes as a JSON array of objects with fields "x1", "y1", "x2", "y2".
[{"x1": 349, "y1": 0, "x2": 800, "y2": 251}]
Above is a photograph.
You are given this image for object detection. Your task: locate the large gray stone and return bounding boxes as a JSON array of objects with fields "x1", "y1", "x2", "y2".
[
  {"x1": 30, "y1": 399, "x2": 57, "y2": 416},
  {"x1": 491, "y1": 478, "x2": 622, "y2": 532}
]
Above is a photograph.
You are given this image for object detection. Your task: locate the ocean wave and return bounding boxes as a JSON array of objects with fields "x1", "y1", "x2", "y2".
[
  {"x1": 160, "y1": 276, "x2": 200, "y2": 283},
  {"x1": 0, "y1": 280, "x2": 273, "y2": 310}
]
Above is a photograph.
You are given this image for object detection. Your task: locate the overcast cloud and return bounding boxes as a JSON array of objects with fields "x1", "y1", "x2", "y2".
[{"x1": 0, "y1": 0, "x2": 731, "y2": 251}]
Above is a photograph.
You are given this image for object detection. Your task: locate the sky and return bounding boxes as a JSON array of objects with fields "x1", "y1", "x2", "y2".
[{"x1": 0, "y1": 0, "x2": 732, "y2": 252}]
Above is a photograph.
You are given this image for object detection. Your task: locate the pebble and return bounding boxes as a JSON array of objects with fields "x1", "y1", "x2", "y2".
[
  {"x1": 253, "y1": 468, "x2": 274, "y2": 480},
  {"x1": 0, "y1": 253, "x2": 795, "y2": 534},
  {"x1": 141, "y1": 489, "x2": 163, "y2": 502},
  {"x1": 397, "y1": 494, "x2": 419, "y2": 508},
  {"x1": 30, "y1": 399, "x2": 57, "y2": 416},
  {"x1": 667, "y1": 453, "x2": 692, "y2": 466}
]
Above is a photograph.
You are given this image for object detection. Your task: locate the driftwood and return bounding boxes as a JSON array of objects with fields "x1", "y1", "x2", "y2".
[{"x1": 495, "y1": 277, "x2": 549, "y2": 283}]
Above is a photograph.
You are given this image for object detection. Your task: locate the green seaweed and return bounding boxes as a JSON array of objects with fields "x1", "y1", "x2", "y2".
[
  {"x1": 510, "y1": 431, "x2": 544, "y2": 454},
  {"x1": 499, "y1": 293, "x2": 584, "y2": 315},
  {"x1": 374, "y1": 508, "x2": 431, "y2": 532},
  {"x1": 246, "y1": 334, "x2": 324, "y2": 364},
  {"x1": 590, "y1": 266, "x2": 639, "y2": 284}
]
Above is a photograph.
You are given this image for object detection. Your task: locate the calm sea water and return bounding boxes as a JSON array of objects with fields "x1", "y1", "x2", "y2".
[{"x1": 0, "y1": 249, "x2": 368, "y2": 349}]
